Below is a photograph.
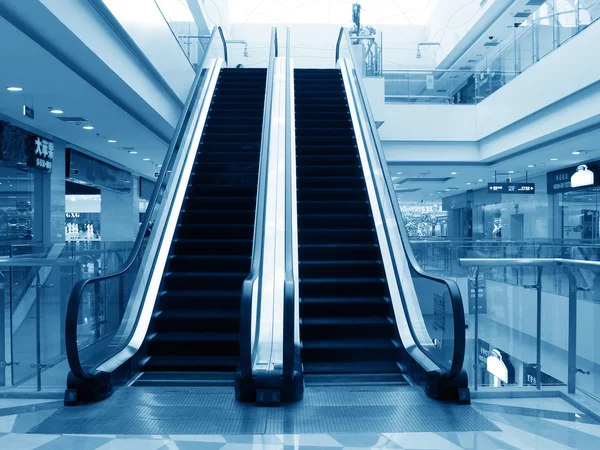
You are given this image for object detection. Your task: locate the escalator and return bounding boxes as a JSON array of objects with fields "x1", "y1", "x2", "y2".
[
  {"x1": 295, "y1": 69, "x2": 405, "y2": 380},
  {"x1": 64, "y1": 22, "x2": 285, "y2": 402},
  {"x1": 136, "y1": 68, "x2": 267, "y2": 380}
]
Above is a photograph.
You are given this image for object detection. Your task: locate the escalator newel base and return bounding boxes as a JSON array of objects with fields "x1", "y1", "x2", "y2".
[
  {"x1": 65, "y1": 370, "x2": 113, "y2": 406},
  {"x1": 425, "y1": 369, "x2": 470, "y2": 404}
]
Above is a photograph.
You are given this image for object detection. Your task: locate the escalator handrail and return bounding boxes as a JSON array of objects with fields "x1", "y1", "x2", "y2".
[
  {"x1": 239, "y1": 27, "x2": 279, "y2": 380},
  {"x1": 283, "y1": 27, "x2": 296, "y2": 381},
  {"x1": 65, "y1": 26, "x2": 228, "y2": 380},
  {"x1": 336, "y1": 27, "x2": 466, "y2": 379}
]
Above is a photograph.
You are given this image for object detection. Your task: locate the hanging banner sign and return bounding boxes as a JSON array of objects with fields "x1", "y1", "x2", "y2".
[{"x1": 488, "y1": 183, "x2": 535, "y2": 194}]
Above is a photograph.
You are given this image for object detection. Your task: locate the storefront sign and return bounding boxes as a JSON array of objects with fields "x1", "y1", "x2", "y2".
[
  {"x1": 478, "y1": 339, "x2": 490, "y2": 366},
  {"x1": 488, "y1": 182, "x2": 535, "y2": 194},
  {"x1": 0, "y1": 120, "x2": 53, "y2": 173},
  {"x1": 31, "y1": 136, "x2": 54, "y2": 171},
  {"x1": 523, "y1": 363, "x2": 564, "y2": 387},
  {"x1": 468, "y1": 267, "x2": 487, "y2": 314},
  {"x1": 548, "y1": 162, "x2": 600, "y2": 193}
]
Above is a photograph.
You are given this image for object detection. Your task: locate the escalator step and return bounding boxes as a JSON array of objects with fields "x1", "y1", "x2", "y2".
[
  {"x1": 141, "y1": 356, "x2": 239, "y2": 372},
  {"x1": 168, "y1": 255, "x2": 251, "y2": 273},
  {"x1": 299, "y1": 260, "x2": 383, "y2": 278},
  {"x1": 303, "y1": 361, "x2": 402, "y2": 375}
]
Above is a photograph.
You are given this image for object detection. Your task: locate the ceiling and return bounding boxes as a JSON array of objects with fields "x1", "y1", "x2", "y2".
[
  {"x1": 388, "y1": 124, "x2": 600, "y2": 202},
  {"x1": 0, "y1": 15, "x2": 168, "y2": 180},
  {"x1": 227, "y1": 0, "x2": 440, "y2": 25}
]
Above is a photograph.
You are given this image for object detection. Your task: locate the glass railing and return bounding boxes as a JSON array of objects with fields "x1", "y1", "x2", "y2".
[
  {"x1": 406, "y1": 238, "x2": 600, "y2": 299},
  {"x1": 154, "y1": 0, "x2": 201, "y2": 69},
  {"x1": 384, "y1": 69, "x2": 518, "y2": 104},
  {"x1": 0, "y1": 242, "x2": 132, "y2": 392},
  {"x1": 384, "y1": 2, "x2": 600, "y2": 104},
  {"x1": 337, "y1": 27, "x2": 468, "y2": 402},
  {"x1": 459, "y1": 257, "x2": 600, "y2": 403},
  {"x1": 64, "y1": 27, "x2": 227, "y2": 404}
]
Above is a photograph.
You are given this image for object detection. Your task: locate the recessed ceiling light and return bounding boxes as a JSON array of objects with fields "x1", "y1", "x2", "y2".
[
  {"x1": 508, "y1": 170, "x2": 515, "y2": 174},
  {"x1": 550, "y1": 158, "x2": 558, "y2": 161},
  {"x1": 451, "y1": 172, "x2": 457, "y2": 175},
  {"x1": 478, "y1": 179, "x2": 484, "y2": 182},
  {"x1": 129, "y1": 150, "x2": 138, "y2": 154},
  {"x1": 572, "y1": 151, "x2": 581, "y2": 155},
  {"x1": 396, "y1": 171, "x2": 403, "y2": 175},
  {"x1": 49, "y1": 108, "x2": 64, "y2": 114},
  {"x1": 143, "y1": 158, "x2": 151, "y2": 161},
  {"x1": 6, "y1": 87, "x2": 23, "y2": 92},
  {"x1": 83, "y1": 125, "x2": 94, "y2": 130},
  {"x1": 108, "y1": 139, "x2": 117, "y2": 143},
  {"x1": 466, "y1": 182, "x2": 472, "y2": 185}
]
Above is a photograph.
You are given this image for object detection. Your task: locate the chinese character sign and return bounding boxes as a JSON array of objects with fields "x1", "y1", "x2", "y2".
[
  {"x1": 28, "y1": 135, "x2": 54, "y2": 172},
  {"x1": 0, "y1": 120, "x2": 53, "y2": 173}
]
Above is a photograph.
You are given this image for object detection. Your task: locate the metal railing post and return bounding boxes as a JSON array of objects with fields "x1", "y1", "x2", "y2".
[
  {"x1": 35, "y1": 271, "x2": 42, "y2": 392},
  {"x1": 535, "y1": 265, "x2": 543, "y2": 390},
  {"x1": 564, "y1": 266, "x2": 578, "y2": 393},
  {"x1": 473, "y1": 266, "x2": 479, "y2": 391}
]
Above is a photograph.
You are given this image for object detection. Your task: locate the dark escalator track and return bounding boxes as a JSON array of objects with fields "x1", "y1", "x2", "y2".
[
  {"x1": 295, "y1": 68, "x2": 405, "y2": 380},
  {"x1": 138, "y1": 68, "x2": 267, "y2": 382}
]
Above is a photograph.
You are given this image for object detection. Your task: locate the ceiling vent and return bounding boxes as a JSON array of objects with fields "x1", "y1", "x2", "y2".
[
  {"x1": 55, "y1": 116, "x2": 88, "y2": 122},
  {"x1": 526, "y1": 0, "x2": 546, "y2": 5},
  {"x1": 468, "y1": 59, "x2": 479, "y2": 63},
  {"x1": 484, "y1": 41, "x2": 499, "y2": 47},
  {"x1": 118, "y1": 147, "x2": 136, "y2": 151},
  {"x1": 458, "y1": 65, "x2": 472, "y2": 70},
  {"x1": 514, "y1": 12, "x2": 532, "y2": 18},
  {"x1": 394, "y1": 187, "x2": 420, "y2": 193},
  {"x1": 395, "y1": 177, "x2": 453, "y2": 184},
  {"x1": 436, "y1": 89, "x2": 447, "y2": 93}
]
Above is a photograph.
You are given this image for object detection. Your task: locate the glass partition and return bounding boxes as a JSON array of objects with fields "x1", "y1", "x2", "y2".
[
  {"x1": 459, "y1": 258, "x2": 600, "y2": 402},
  {"x1": 383, "y1": 1, "x2": 600, "y2": 104},
  {"x1": 0, "y1": 242, "x2": 132, "y2": 392}
]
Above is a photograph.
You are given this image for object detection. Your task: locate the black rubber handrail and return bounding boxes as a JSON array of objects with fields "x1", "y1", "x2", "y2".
[
  {"x1": 238, "y1": 27, "x2": 279, "y2": 381},
  {"x1": 335, "y1": 27, "x2": 466, "y2": 380},
  {"x1": 65, "y1": 27, "x2": 228, "y2": 381},
  {"x1": 282, "y1": 27, "x2": 296, "y2": 382}
]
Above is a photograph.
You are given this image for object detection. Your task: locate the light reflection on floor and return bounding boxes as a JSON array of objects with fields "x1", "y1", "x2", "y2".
[{"x1": 0, "y1": 396, "x2": 598, "y2": 449}]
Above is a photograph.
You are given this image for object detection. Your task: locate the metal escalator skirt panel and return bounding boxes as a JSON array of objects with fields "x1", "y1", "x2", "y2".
[
  {"x1": 95, "y1": 59, "x2": 224, "y2": 374},
  {"x1": 337, "y1": 60, "x2": 440, "y2": 374}
]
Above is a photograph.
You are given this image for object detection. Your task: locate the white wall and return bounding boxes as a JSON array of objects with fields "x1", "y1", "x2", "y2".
[
  {"x1": 88, "y1": 0, "x2": 195, "y2": 102},
  {"x1": 379, "y1": 104, "x2": 478, "y2": 142},
  {"x1": 34, "y1": 0, "x2": 185, "y2": 129}
]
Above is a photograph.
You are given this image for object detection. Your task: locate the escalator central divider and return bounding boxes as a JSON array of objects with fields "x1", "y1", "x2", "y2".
[{"x1": 236, "y1": 27, "x2": 287, "y2": 404}]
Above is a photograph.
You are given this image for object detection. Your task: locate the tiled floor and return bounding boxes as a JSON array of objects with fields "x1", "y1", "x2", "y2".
[{"x1": 0, "y1": 396, "x2": 599, "y2": 449}]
